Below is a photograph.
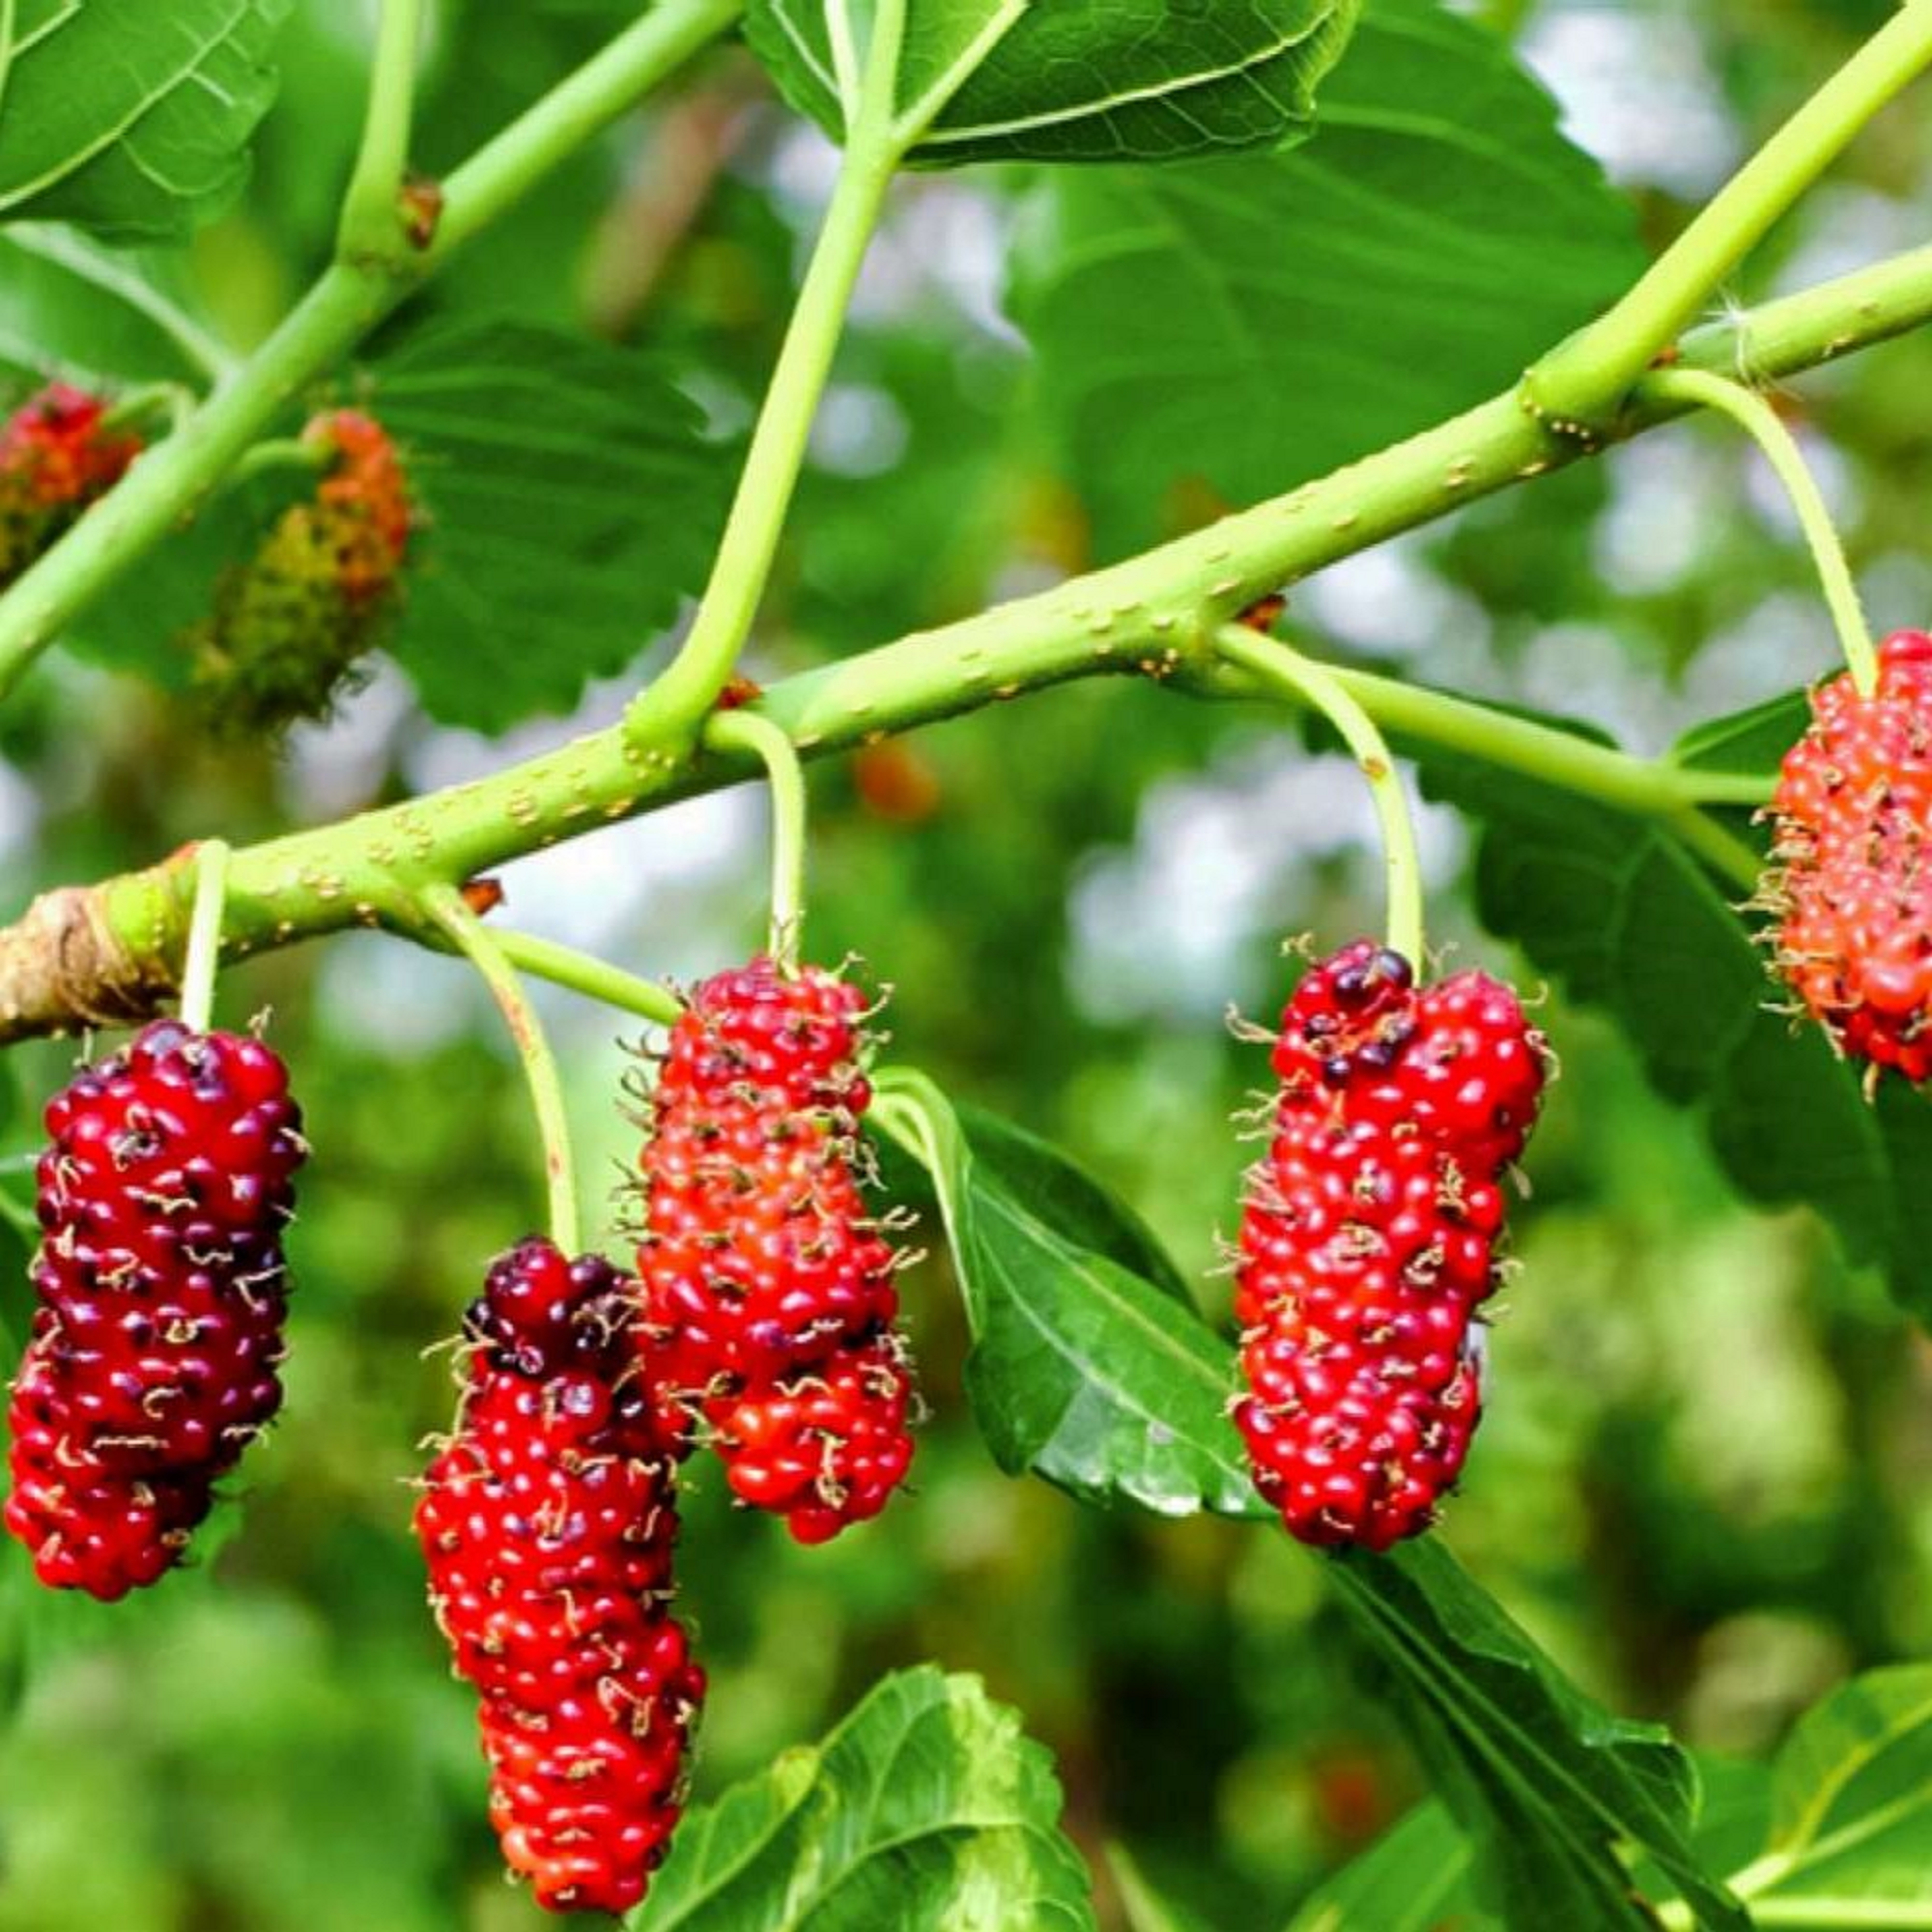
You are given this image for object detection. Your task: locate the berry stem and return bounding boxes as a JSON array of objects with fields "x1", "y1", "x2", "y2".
[
  {"x1": 228, "y1": 438, "x2": 333, "y2": 488},
  {"x1": 620, "y1": 2, "x2": 909, "y2": 754},
  {"x1": 336, "y1": 0, "x2": 427, "y2": 270},
  {"x1": 471, "y1": 927, "x2": 684, "y2": 1027},
  {"x1": 1215, "y1": 628, "x2": 1427, "y2": 966},
  {"x1": 1524, "y1": 0, "x2": 1932, "y2": 432},
  {"x1": 1643, "y1": 365, "x2": 1876, "y2": 695},
  {"x1": 179, "y1": 838, "x2": 230, "y2": 1032},
  {"x1": 703, "y1": 707, "x2": 810, "y2": 972},
  {"x1": 422, "y1": 883, "x2": 582, "y2": 1256}
]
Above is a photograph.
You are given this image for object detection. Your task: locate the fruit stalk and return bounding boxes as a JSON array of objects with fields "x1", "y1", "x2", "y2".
[
  {"x1": 423, "y1": 884, "x2": 582, "y2": 1255},
  {"x1": 1216, "y1": 628, "x2": 1427, "y2": 965}
]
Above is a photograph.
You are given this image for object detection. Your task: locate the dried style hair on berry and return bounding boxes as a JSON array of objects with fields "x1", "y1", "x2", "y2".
[
  {"x1": 0, "y1": 383, "x2": 143, "y2": 588},
  {"x1": 415, "y1": 1238, "x2": 702, "y2": 1918},
  {"x1": 186, "y1": 407, "x2": 415, "y2": 735},
  {"x1": 634, "y1": 955, "x2": 918, "y2": 1544},
  {"x1": 1232, "y1": 941, "x2": 1548, "y2": 1551},
  {"x1": 1762, "y1": 630, "x2": 1932, "y2": 1083},
  {"x1": 4, "y1": 1021, "x2": 306, "y2": 1600}
]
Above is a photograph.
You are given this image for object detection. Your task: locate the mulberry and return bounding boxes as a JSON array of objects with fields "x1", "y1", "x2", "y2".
[
  {"x1": 636, "y1": 956, "x2": 917, "y2": 1542},
  {"x1": 416, "y1": 1239, "x2": 701, "y2": 1916},
  {"x1": 1233, "y1": 943, "x2": 1547, "y2": 1550},
  {"x1": 0, "y1": 383, "x2": 141, "y2": 586},
  {"x1": 1765, "y1": 630, "x2": 1932, "y2": 1081},
  {"x1": 188, "y1": 407, "x2": 413, "y2": 733},
  {"x1": 4, "y1": 1022, "x2": 305, "y2": 1599}
]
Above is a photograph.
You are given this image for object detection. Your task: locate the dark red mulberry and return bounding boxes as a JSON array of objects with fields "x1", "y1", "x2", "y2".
[
  {"x1": 4, "y1": 1021, "x2": 305, "y2": 1599},
  {"x1": 416, "y1": 1238, "x2": 701, "y2": 1917},
  {"x1": 636, "y1": 956, "x2": 917, "y2": 1543},
  {"x1": 1233, "y1": 942, "x2": 1547, "y2": 1550}
]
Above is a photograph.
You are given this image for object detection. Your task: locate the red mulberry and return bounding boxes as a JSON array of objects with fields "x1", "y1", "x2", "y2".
[
  {"x1": 1233, "y1": 943, "x2": 1547, "y2": 1550},
  {"x1": 1765, "y1": 630, "x2": 1932, "y2": 1081},
  {"x1": 636, "y1": 956, "x2": 917, "y2": 1543},
  {"x1": 4, "y1": 1021, "x2": 305, "y2": 1599},
  {"x1": 0, "y1": 383, "x2": 141, "y2": 585},
  {"x1": 416, "y1": 1238, "x2": 701, "y2": 1917}
]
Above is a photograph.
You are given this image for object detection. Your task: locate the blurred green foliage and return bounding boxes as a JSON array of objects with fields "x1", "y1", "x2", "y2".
[{"x1": 4, "y1": 1, "x2": 1932, "y2": 1928}]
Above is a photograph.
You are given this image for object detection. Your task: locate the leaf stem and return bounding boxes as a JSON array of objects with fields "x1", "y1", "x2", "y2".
[
  {"x1": 336, "y1": 0, "x2": 427, "y2": 267},
  {"x1": 1216, "y1": 628, "x2": 1426, "y2": 964},
  {"x1": 179, "y1": 839, "x2": 229, "y2": 1032},
  {"x1": 1643, "y1": 365, "x2": 1875, "y2": 693},
  {"x1": 703, "y1": 706, "x2": 810, "y2": 970},
  {"x1": 422, "y1": 884, "x2": 581, "y2": 1255},
  {"x1": 621, "y1": 3, "x2": 907, "y2": 752},
  {"x1": 1526, "y1": 0, "x2": 1932, "y2": 428}
]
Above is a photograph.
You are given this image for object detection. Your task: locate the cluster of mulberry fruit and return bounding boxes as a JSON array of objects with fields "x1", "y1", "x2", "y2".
[
  {"x1": 1763, "y1": 629, "x2": 1932, "y2": 1082},
  {"x1": 635, "y1": 956, "x2": 918, "y2": 1544},
  {"x1": 414, "y1": 1239, "x2": 702, "y2": 1916},
  {"x1": 188, "y1": 407, "x2": 414, "y2": 733},
  {"x1": 0, "y1": 383, "x2": 141, "y2": 587},
  {"x1": 4, "y1": 1021, "x2": 305, "y2": 1599},
  {"x1": 1233, "y1": 943, "x2": 1548, "y2": 1550}
]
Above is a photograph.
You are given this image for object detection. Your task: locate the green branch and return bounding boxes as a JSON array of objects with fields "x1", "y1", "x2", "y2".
[
  {"x1": 1526, "y1": 0, "x2": 1932, "y2": 430},
  {"x1": 5, "y1": 240, "x2": 1928, "y2": 1042},
  {"x1": 1217, "y1": 629, "x2": 1427, "y2": 962},
  {"x1": 622, "y1": 0, "x2": 908, "y2": 751},
  {"x1": 0, "y1": 0, "x2": 744, "y2": 707}
]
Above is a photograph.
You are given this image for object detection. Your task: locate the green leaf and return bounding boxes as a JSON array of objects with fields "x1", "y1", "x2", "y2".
[
  {"x1": 1326, "y1": 1543, "x2": 1746, "y2": 1931},
  {"x1": 1411, "y1": 706, "x2": 1932, "y2": 1326},
  {"x1": 370, "y1": 318, "x2": 735, "y2": 731},
  {"x1": 0, "y1": 0, "x2": 293, "y2": 242},
  {"x1": 0, "y1": 224, "x2": 225, "y2": 387},
  {"x1": 1282, "y1": 1802, "x2": 1477, "y2": 1932},
  {"x1": 630, "y1": 1666, "x2": 1096, "y2": 1930},
  {"x1": 745, "y1": 0, "x2": 1359, "y2": 164},
  {"x1": 1738, "y1": 1665, "x2": 1932, "y2": 1923},
  {"x1": 1006, "y1": 0, "x2": 1644, "y2": 552},
  {"x1": 1108, "y1": 1844, "x2": 1223, "y2": 1932},
  {"x1": 1669, "y1": 688, "x2": 1804, "y2": 781},
  {"x1": 871, "y1": 1067, "x2": 1263, "y2": 1518}
]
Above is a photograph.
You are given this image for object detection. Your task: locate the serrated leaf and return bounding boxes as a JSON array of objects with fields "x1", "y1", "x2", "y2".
[
  {"x1": 1327, "y1": 1544, "x2": 1745, "y2": 1931},
  {"x1": 631, "y1": 1666, "x2": 1096, "y2": 1931},
  {"x1": 0, "y1": 224, "x2": 224, "y2": 387},
  {"x1": 1006, "y1": 0, "x2": 1643, "y2": 553},
  {"x1": 1282, "y1": 1802, "x2": 1477, "y2": 1932},
  {"x1": 0, "y1": 0, "x2": 292, "y2": 242},
  {"x1": 1410, "y1": 710, "x2": 1932, "y2": 1325},
  {"x1": 746, "y1": 0, "x2": 1358, "y2": 164},
  {"x1": 370, "y1": 318, "x2": 734, "y2": 731},
  {"x1": 871, "y1": 1067, "x2": 1263, "y2": 1518}
]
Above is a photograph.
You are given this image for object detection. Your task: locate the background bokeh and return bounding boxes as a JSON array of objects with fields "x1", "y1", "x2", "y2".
[{"x1": 3, "y1": 1, "x2": 1931, "y2": 1926}]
